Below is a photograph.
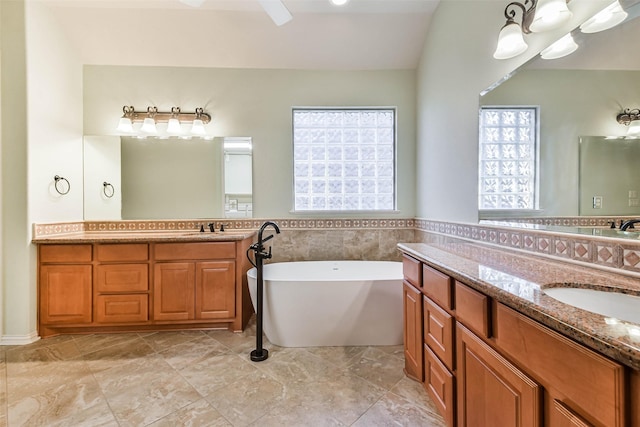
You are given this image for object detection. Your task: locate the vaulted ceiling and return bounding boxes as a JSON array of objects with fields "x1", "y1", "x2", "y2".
[{"x1": 43, "y1": 0, "x2": 441, "y2": 70}]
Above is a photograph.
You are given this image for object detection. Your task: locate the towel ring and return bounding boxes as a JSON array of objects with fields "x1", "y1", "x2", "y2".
[
  {"x1": 54, "y1": 175, "x2": 70, "y2": 195},
  {"x1": 103, "y1": 182, "x2": 115, "y2": 198}
]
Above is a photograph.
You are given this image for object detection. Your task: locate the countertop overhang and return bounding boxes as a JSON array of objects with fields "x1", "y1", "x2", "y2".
[{"x1": 398, "y1": 239, "x2": 640, "y2": 370}]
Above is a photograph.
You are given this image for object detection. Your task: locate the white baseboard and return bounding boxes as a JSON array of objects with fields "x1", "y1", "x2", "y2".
[{"x1": 0, "y1": 331, "x2": 40, "y2": 346}]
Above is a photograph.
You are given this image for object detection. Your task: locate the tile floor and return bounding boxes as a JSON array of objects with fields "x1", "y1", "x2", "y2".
[{"x1": 0, "y1": 319, "x2": 446, "y2": 426}]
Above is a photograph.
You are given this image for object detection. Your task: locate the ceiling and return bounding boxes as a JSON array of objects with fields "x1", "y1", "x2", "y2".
[{"x1": 43, "y1": 0, "x2": 440, "y2": 70}]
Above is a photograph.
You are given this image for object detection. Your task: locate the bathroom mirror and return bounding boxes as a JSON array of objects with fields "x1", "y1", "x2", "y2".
[
  {"x1": 479, "y1": 2, "x2": 640, "y2": 219},
  {"x1": 83, "y1": 136, "x2": 253, "y2": 220},
  {"x1": 579, "y1": 136, "x2": 640, "y2": 216}
]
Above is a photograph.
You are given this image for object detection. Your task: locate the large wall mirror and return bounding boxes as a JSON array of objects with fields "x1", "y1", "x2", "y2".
[
  {"x1": 83, "y1": 136, "x2": 253, "y2": 220},
  {"x1": 479, "y1": 1, "x2": 640, "y2": 219}
]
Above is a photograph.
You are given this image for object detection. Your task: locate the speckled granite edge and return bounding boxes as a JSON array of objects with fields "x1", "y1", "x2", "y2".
[{"x1": 398, "y1": 238, "x2": 640, "y2": 370}]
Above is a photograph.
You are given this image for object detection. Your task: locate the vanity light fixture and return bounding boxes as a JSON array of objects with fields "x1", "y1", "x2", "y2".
[
  {"x1": 190, "y1": 107, "x2": 207, "y2": 136},
  {"x1": 166, "y1": 107, "x2": 182, "y2": 135},
  {"x1": 330, "y1": 0, "x2": 350, "y2": 5},
  {"x1": 616, "y1": 108, "x2": 640, "y2": 138},
  {"x1": 115, "y1": 106, "x2": 212, "y2": 138},
  {"x1": 580, "y1": 0, "x2": 627, "y2": 33},
  {"x1": 493, "y1": 0, "x2": 572, "y2": 60},
  {"x1": 140, "y1": 106, "x2": 159, "y2": 134},
  {"x1": 540, "y1": 32, "x2": 578, "y2": 59}
]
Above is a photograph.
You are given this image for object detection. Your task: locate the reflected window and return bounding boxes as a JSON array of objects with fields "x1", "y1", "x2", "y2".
[
  {"x1": 292, "y1": 108, "x2": 396, "y2": 211},
  {"x1": 478, "y1": 107, "x2": 539, "y2": 210}
]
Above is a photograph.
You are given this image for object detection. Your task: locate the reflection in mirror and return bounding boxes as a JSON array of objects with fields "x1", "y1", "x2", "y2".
[
  {"x1": 480, "y1": 3, "x2": 640, "y2": 219},
  {"x1": 579, "y1": 136, "x2": 640, "y2": 215},
  {"x1": 83, "y1": 136, "x2": 253, "y2": 220}
]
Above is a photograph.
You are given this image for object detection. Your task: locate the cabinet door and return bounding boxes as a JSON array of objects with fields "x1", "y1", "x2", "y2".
[
  {"x1": 153, "y1": 263, "x2": 195, "y2": 321},
  {"x1": 549, "y1": 399, "x2": 592, "y2": 427},
  {"x1": 457, "y1": 324, "x2": 541, "y2": 427},
  {"x1": 424, "y1": 345, "x2": 455, "y2": 427},
  {"x1": 195, "y1": 261, "x2": 236, "y2": 320},
  {"x1": 40, "y1": 265, "x2": 92, "y2": 324},
  {"x1": 424, "y1": 296, "x2": 455, "y2": 371},
  {"x1": 403, "y1": 281, "x2": 424, "y2": 381}
]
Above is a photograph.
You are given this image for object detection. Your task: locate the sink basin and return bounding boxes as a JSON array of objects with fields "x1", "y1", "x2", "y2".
[{"x1": 543, "y1": 287, "x2": 640, "y2": 324}]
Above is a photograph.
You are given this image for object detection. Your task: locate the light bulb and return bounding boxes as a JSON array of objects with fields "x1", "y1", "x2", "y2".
[
  {"x1": 494, "y1": 21, "x2": 528, "y2": 60},
  {"x1": 167, "y1": 118, "x2": 182, "y2": 135},
  {"x1": 626, "y1": 120, "x2": 640, "y2": 138},
  {"x1": 141, "y1": 117, "x2": 158, "y2": 134},
  {"x1": 580, "y1": 1, "x2": 627, "y2": 33},
  {"x1": 529, "y1": 0, "x2": 572, "y2": 33},
  {"x1": 116, "y1": 117, "x2": 133, "y2": 133},
  {"x1": 191, "y1": 119, "x2": 206, "y2": 136},
  {"x1": 330, "y1": 0, "x2": 350, "y2": 5}
]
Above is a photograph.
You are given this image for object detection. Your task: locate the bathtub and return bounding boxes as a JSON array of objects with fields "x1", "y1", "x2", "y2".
[{"x1": 247, "y1": 260, "x2": 403, "y2": 347}]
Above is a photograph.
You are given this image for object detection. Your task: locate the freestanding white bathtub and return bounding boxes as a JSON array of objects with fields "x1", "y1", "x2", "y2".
[{"x1": 247, "y1": 260, "x2": 403, "y2": 347}]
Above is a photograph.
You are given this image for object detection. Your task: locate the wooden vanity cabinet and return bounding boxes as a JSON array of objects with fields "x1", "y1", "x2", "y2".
[
  {"x1": 403, "y1": 279, "x2": 423, "y2": 381},
  {"x1": 95, "y1": 244, "x2": 149, "y2": 324},
  {"x1": 38, "y1": 236, "x2": 254, "y2": 337},
  {"x1": 39, "y1": 245, "x2": 93, "y2": 325},
  {"x1": 401, "y1": 253, "x2": 635, "y2": 427}
]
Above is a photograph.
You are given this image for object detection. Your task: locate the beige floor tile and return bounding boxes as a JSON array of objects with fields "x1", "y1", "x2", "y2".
[
  {"x1": 159, "y1": 334, "x2": 231, "y2": 370},
  {"x1": 147, "y1": 398, "x2": 232, "y2": 427},
  {"x1": 352, "y1": 391, "x2": 446, "y2": 426},
  {"x1": 346, "y1": 346, "x2": 406, "y2": 390},
  {"x1": 72, "y1": 333, "x2": 141, "y2": 356},
  {"x1": 179, "y1": 353, "x2": 259, "y2": 397},
  {"x1": 390, "y1": 376, "x2": 443, "y2": 414},
  {"x1": 206, "y1": 372, "x2": 286, "y2": 426},
  {"x1": 303, "y1": 346, "x2": 368, "y2": 368},
  {"x1": 81, "y1": 337, "x2": 156, "y2": 373},
  {"x1": 252, "y1": 347, "x2": 343, "y2": 385},
  {"x1": 141, "y1": 330, "x2": 208, "y2": 352}
]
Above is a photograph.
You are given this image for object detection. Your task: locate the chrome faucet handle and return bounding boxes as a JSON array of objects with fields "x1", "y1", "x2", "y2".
[
  {"x1": 207, "y1": 223, "x2": 215, "y2": 233},
  {"x1": 199, "y1": 224, "x2": 205, "y2": 233}
]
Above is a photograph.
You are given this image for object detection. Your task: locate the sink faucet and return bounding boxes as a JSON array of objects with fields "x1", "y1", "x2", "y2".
[
  {"x1": 208, "y1": 222, "x2": 216, "y2": 232},
  {"x1": 620, "y1": 219, "x2": 640, "y2": 231}
]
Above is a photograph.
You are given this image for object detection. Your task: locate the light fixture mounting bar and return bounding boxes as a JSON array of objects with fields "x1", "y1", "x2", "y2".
[
  {"x1": 122, "y1": 106, "x2": 211, "y2": 124},
  {"x1": 617, "y1": 108, "x2": 640, "y2": 125}
]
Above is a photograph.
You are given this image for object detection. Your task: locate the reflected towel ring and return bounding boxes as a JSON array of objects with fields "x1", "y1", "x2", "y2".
[
  {"x1": 103, "y1": 182, "x2": 115, "y2": 198},
  {"x1": 54, "y1": 175, "x2": 70, "y2": 195}
]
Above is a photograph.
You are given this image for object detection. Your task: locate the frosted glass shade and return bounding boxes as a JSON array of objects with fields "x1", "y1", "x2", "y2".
[
  {"x1": 494, "y1": 22, "x2": 528, "y2": 59},
  {"x1": 166, "y1": 118, "x2": 182, "y2": 135},
  {"x1": 540, "y1": 33, "x2": 578, "y2": 59},
  {"x1": 529, "y1": 0, "x2": 572, "y2": 33},
  {"x1": 191, "y1": 119, "x2": 206, "y2": 136},
  {"x1": 116, "y1": 117, "x2": 133, "y2": 133},
  {"x1": 330, "y1": 0, "x2": 350, "y2": 5},
  {"x1": 141, "y1": 117, "x2": 158, "y2": 134},
  {"x1": 580, "y1": 1, "x2": 627, "y2": 33},
  {"x1": 627, "y1": 121, "x2": 640, "y2": 138}
]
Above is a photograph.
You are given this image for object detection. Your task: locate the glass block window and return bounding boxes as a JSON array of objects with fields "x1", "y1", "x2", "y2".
[
  {"x1": 293, "y1": 108, "x2": 396, "y2": 211},
  {"x1": 479, "y1": 107, "x2": 538, "y2": 210}
]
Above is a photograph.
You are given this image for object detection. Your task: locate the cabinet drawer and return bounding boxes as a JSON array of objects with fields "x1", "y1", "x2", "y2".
[
  {"x1": 493, "y1": 302, "x2": 625, "y2": 427},
  {"x1": 40, "y1": 244, "x2": 92, "y2": 263},
  {"x1": 455, "y1": 281, "x2": 490, "y2": 338},
  {"x1": 423, "y1": 264, "x2": 453, "y2": 310},
  {"x1": 95, "y1": 294, "x2": 149, "y2": 323},
  {"x1": 424, "y1": 296, "x2": 455, "y2": 371},
  {"x1": 154, "y1": 242, "x2": 235, "y2": 260},
  {"x1": 402, "y1": 255, "x2": 422, "y2": 288},
  {"x1": 424, "y1": 345, "x2": 455, "y2": 427},
  {"x1": 97, "y1": 244, "x2": 148, "y2": 262},
  {"x1": 96, "y1": 264, "x2": 148, "y2": 293}
]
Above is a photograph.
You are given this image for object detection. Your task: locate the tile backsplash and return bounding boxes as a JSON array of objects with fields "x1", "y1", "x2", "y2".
[{"x1": 33, "y1": 216, "x2": 640, "y2": 276}]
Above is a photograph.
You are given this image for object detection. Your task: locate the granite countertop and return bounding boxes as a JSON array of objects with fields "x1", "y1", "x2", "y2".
[
  {"x1": 398, "y1": 238, "x2": 640, "y2": 370},
  {"x1": 32, "y1": 230, "x2": 257, "y2": 244}
]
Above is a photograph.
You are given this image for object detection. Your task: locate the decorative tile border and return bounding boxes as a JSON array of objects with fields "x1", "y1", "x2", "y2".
[
  {"x1": 486, "y1": 216, "x2": 635, "y2": 228},
  {"x1": 33, "y1": 218, "x2": 416, "y2": 237},
  {"x1": 414, "y1": 218, "x2": 640, "y2": 277}
]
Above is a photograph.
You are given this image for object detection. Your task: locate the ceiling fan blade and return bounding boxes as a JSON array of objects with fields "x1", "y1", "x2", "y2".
[
  {"x1": 257, "y1": 0, "x2": 293, "y2": 26},
  {"x1": 178, "y1": 0, "x2": 206, "y2": 7}
]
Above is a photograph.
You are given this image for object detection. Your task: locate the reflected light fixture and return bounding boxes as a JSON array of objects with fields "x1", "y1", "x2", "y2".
[
  {"x1": 540, "y1": 32, "x2": 578, "y2": 59},
  {"x1": 330, "y1": 0, "x2": 350, "y2": 5},
  {"x1": 493, "y1": 0, "x2": 572, "y2": 60},
  {"x1": 115, "y1": 106, "x2": 211, "y2": 138},
  {"x1": 580, "y1": 0, "x2": 627, "y2": 33},
  {"x1": 616, "y1": 108, "x2": 640, "y2": 138}
]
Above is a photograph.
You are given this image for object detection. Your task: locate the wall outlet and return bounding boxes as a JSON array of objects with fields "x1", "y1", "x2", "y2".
[
  {"x1": 630, "y1": 190, "x2": 638, "y2": 199},
  {"x1": 629, "y1": 198, "x2": 639, "y2": 207},
  {"x1": 593, "y1": 196, "x2": 603, "y2": 209}
]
